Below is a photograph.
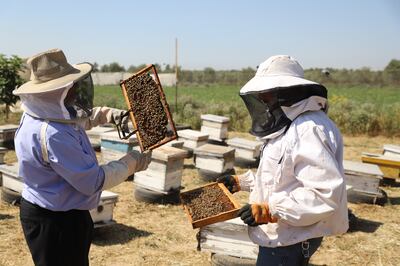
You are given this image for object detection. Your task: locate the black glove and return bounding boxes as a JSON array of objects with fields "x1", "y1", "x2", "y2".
[
  {"x1": 216, "y1": 175, "x2": 240, "y2": 193},
  {"x1": 111, "y1": 110, "x2": 130, "y2": 133},
  {"x1": 238, "y1": 203, "x2": 278, "y2": 226}
]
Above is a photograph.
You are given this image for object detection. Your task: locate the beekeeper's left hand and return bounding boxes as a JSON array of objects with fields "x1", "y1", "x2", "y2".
[{"x1": 238, "y1": 203, "x2": 278, "y2": 226}]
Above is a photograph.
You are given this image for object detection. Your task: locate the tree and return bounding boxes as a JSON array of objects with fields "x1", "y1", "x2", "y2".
[
  {"x1": 100, "y1": 62, "x2": 125, "y2": 72},
  {"x1": 0, "y1": 54, "x2": 24, "y2": 119},
  {"x1": 383, "y1": 59, "x2": 400, "y2": 85},
  {"x1": 92, "y1": 62, "x2": 99, "y2": 72}
]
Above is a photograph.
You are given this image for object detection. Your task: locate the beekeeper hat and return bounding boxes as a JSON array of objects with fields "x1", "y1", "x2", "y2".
[
  {"x1": 240, "y1": 55, "x2": 319, "y2": 95},
  {"x1": 13, "y1": 48, "x2": 92, "y2": 95}
]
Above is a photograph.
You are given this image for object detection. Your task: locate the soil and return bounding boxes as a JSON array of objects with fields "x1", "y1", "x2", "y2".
[
  {"x1": 180, "y1": 184, "x2": 235, "y2": 221},
  {"x1": 1, "y1": 133, "x2": 400, "y2": 265},
  {"x1": 124, "y1": 74, "x2": 169, "y2": 150}
]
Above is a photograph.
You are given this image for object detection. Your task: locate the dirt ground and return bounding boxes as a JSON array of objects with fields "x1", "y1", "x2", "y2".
[{"x1": 1, "y1": 134, "x2": 400, "y2": 266}]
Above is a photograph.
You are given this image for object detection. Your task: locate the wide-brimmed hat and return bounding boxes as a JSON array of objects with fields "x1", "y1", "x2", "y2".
[
  {"x1": 13, "y1": 48, "x2": 92, "y2": 95},
  {"x1": 240, "y1": 55, "x2": 319, "y2": 95}
]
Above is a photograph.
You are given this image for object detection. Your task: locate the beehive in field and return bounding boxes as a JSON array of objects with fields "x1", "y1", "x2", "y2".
[
  {"x1": 100, "y1": 131, "x2": 140, "y2": 163},
  {"x1": 0, "y1": 124, "x2": 18, "y2": 148},
  {"x1": 200, "y1": 114, "x2": 230, "y2": 141},
  {"x1": 119, "y1": 65, "x2": 177, "y2": 151},
  {"x1": 199, "y1": 217, "x2": 258, "y2": 260},
  {"x1": 194, "y1": 144, "x2": 235, "y2": 174},
  {"x1": 0, "y1": 147, "x2": 6, "y2": 164},
  {"x1": 90, "y1": 190, "x2": 119, "y2": 228},
  {"x1": 227, "y1": 137, "x2": 263, "y2": 166},
  {"x1": 180, "y1": 182, "x2": 240, "y2": 228},
  {"x1": 85, "y1": 126, "x2": 115, "y2": 149},
  {"x1": 383, "y1": 144, "x2": 400, "y2": 158},
  {"x1": 343, "y1": 160, "x2": 384, "y2": 203},
  {"x1": 0, "y1": 163, "x2": 22, "y2": 194},
  {"x1": 178, "y1": 129, "x2": 209, "y2": 153},
  {"x1": 134, "y1": 145, "x2": 187, "y2": 192}
]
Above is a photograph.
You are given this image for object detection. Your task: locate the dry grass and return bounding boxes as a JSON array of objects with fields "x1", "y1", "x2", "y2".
[{"x1": 0, "y1": 134, "x2": 400, "y2": 265}]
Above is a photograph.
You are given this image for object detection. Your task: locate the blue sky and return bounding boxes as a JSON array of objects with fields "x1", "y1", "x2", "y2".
[{"x1": 1, "y1": 0, "x2": 399, "y2": 70}]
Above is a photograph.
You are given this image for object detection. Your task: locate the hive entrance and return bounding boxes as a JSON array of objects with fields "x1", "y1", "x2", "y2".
[{"x1": 119, "y1": 65, "x2": 177, "y2": 151}]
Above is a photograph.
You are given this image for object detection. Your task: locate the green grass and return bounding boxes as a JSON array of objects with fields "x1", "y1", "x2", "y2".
[{"x1": 94, "y1": 84, "x2": 400, "y2": 136}]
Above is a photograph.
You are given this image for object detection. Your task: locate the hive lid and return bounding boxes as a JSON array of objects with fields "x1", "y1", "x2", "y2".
[
  {"x1": 194, "y1": 143, "x2": 235, "y2": 158},
  {"x1": 100, "y1": 190, "x2": 119, "y2": 200},
  {"x1": 0, "y1": 124, "x2": 19, "y2": 132},
  {"x1": 0, "y1": 162, "x2": 19, "y2": 178},
  {"x1": 86, "y1": 126, "x2": 115, "y2": 136},
  {"x1": 383, "y1": 144, "x2": 400, "y2": 154},
  {"x1": 343, "y1": 160, "x2": 383, "y2": 177},
  {"x1": 200, "y1": 114, "x2": 230, "y2": 123},
  {"x1": 0, "y1": 147, "x2": 7, "y2": 153},
  {"x1": 152, "y1": 145, "x2": 187, "y2": 161},
  {"x1": 178, "y1": 129, "x2": 209, "y2": 141},
  {"x1": 227, "y1": 137, "x2": 263, "y2": 150},
  {"x1": 101, "y1": 130, "x2": 138, "y2": 144}
]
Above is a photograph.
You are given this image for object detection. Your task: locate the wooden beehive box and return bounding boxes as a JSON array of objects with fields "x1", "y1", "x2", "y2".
[
  {"x1": 100, "y1": 131, "x2": 140, "y2": 162},
  {"x1": 134, "y1": 145, "x2": 187, "y2": 192},
  {"x1": 343, "y1": 160, "x2": 383, "y2": 196},
  {"x1": 383, "y1": 144, "x2": 400, "y2": 158},
  {"x1": 178, "y1": 129, "x2": 209, "y2": 150},
  {"x1": 180, "y1": 182, "x2": 240, "y2": 229},
  {"x1": 119, "y1": 64, "x2": 177, "y2": 152},
  {"x1": 0, "y1": 124, "x2": 18, "y2": 148},
  {"x1": 194, "y1": 144, "x2": 235, "y2": 173},
  {"x1": 199, "y1": 217, "x2": 258, "y2": 260},
  {"x1": 0, "y1": 147, "x2": 7, "y2": 164},
  {"x1": 361, "y1": 153, "x2": 400, "y2": 181},
  {"x1": 200, "y1": 114, "x2": 230, "y2": 141},
  {"x1": 89, "y1": 190, "x2": 118, "y2": 228},
  {"x1": 0, "y1": 163, "x2": 22, "y2": 194},
  {"x1": 227, "y1": 137, "x2": 263, "y2": 161}
]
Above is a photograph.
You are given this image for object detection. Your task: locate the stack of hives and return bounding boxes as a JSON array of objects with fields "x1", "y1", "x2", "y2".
[
  {"x1": 200, "y1": 114, "x2": 229, "y2": 144},
  {"x1": 194, "y1": 143, "x2": 235, "y2": 181},
  {"x1": 178, "y1": 129, "x2": 209, "y2": 157},
  {"x1": 0, "y1": 124, "x2": 18, "y2": 149},
  {"x1": 134, "y1": 145, "x2": 187, "y2": 203},
  {"x1": 227, "y1": 137, "x2": 263, "y2": 167},
  {"x1": 199, "y1": 217, "x2": 258, "y2": 264},
  {"x1": 343, "y1": 160, "x2": 385, "y2": 204}
]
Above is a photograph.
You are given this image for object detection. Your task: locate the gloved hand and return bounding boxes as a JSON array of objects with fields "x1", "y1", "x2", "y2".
[
  {"x1": 238, "y1": 203, "x2": 278, "y2": 226},
  {"x1": 119, "y1": 150, "x2": 152, "y2": 175},
  {"x1": 216, "y1": 175, "x2": 240, "y2": 193},
  {"x1": 109, "y1": 108, "x2": 130, "y2": 133}
]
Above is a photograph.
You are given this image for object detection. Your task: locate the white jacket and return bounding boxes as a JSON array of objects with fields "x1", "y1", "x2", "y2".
[{"x1": 238, "y1": 111, "x2": 349, "y2": 247}]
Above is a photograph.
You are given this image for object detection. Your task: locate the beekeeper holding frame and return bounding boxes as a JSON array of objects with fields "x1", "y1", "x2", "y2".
[
  {"x1": 218, "y1": 55, "x2": 348, "y2": 265},
  {"x1": 13, "y1": 49, "x2": 151, "y2": 266}
]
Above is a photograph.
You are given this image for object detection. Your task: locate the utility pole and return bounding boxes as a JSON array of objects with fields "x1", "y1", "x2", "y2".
[{"x1": 175, "y1": 38, "x2": 178, "y2": 112}]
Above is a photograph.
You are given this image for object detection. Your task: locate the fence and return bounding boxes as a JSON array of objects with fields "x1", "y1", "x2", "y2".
[{"x1": 92, "y1": 72, "x2": 177, "y2": 87}]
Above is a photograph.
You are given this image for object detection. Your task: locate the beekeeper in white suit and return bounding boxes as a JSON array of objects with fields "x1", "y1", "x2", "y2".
[
  {"x1": 13, "y1": 48, "x2": 151, "y2": 266},
  {"x1": 218, "y1": 55, "x2": 348, "y2": 265}
]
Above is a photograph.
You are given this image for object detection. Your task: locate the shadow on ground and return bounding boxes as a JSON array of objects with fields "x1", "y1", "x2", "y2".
[
  {"x1": 348, "y1": 216, "x2": 383, "y2": 233},
  {"x1": 92, "y1": 223, "x2": 152, "y2": 246}
]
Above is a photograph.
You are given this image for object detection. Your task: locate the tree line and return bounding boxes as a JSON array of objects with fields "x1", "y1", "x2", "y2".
[{"x1": 96, "y1": 59, "x2": 400, "y2": 86}]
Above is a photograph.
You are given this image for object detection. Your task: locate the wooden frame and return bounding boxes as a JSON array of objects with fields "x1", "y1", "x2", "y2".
[
  {"x1": 180, "y1": 182, "x2": 241, "y2": 229},
  {"x1": 119, "y1": 64, "x2": 178, "y2": 151}
]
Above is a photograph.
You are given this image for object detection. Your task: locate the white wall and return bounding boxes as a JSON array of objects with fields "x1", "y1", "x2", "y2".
[{"x1": 92, "y1": 72, "x2": 177, "y2": 87}]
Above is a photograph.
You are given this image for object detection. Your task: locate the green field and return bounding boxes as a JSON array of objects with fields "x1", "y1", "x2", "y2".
[{"x1": 94, "y1": 84, "x2": 400, "y2": 136}]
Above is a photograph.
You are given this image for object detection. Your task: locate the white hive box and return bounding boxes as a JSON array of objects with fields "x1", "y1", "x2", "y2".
[
  {"x1": 100, "y1": 131, "x2": 140, "y2": 163},
  {"x1": 0, "y1": 124, "x2": 18, "y2": 148},
  {"x1": 0, "y1": 147, "x2": 7, "y2": 164},
  {"x1": 178, "y1": 129, "x2": 209, "y2": 150},
  {"x1": 199, "y1": 217, "x2": 258, "y2": 260},
  {"x1": 227, "y1": 137, "x2": 263, "y2": 161},
  {"x1": 194, "y1": 144, "x2": 235, "y2": 173},
  {"x1": 383, "y1": 144, "x2": 400, "y2": 158},
  {"x1": 90, "y1": 190, "x2": 118, "y2": 228},
  {"x1": 134, "y1": 145, "x2": 187, "y2": 192},
  {"x1": 343, "y1": 160, "x2": 383, "y2": 197},
  {"x1": 200, "y1": 114, "x2": 229, "y2": 141},
  {"x1": 86, "y1": 126, "x2": 115, "y2": 148},
  {"x1": 0, "y1": 163, "x2": 22, "y2": 193}
]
